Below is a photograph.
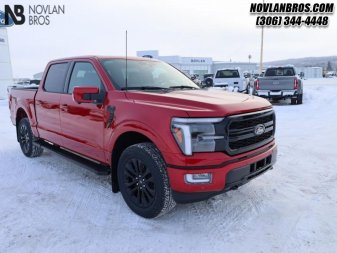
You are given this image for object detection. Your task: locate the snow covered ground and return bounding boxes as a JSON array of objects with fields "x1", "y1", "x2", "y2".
[{"x1": 0, "y1": 78, "x2": 336, "y2": 253}]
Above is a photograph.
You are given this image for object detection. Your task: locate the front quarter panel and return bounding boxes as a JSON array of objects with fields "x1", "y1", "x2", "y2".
[{"x1": 104, "y1": 91, "x2": 189, "y2": 164}]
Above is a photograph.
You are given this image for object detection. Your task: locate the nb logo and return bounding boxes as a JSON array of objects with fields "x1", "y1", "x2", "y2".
[{"x1": 0, "y1": 5, "x2": 25, "y2": 27}]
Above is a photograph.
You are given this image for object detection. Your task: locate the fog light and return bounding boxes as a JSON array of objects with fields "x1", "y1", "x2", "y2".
[{"x1": 185, "y1": 173, "x2": 212, "y2": 184}]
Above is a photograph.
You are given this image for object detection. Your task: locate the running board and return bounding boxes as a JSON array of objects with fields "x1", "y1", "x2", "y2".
[{"x1": 38, "y1": 141, "x2": 111, "y2": 175}]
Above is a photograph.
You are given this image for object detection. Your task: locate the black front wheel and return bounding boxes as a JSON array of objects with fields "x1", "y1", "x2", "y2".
[
  {"x1": 117, "y1": 143, "x2": 176, "y2": 218},
  {"x1": 18, "y1": 118, "x2": 43, "y2": 157}
]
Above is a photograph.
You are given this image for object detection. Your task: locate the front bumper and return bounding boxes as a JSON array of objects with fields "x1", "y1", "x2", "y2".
[
  {"x1": 166, "y1": 143, "x2": 277, "y2": 203},
  {"x1": 256, "y1": 90, "x2": 297, "y2": 98}
]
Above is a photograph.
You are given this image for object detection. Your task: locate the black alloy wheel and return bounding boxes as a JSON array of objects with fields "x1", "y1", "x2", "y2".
[
  {"x1": 19, "y1": 122, "x2": 30, "y2": 154},
  {"x1": 124, "y1": 158, "x2": 155, "y2": 208},
  {"x1": 18, "y1": 118, "x2": 43, "y2": 157},
  {"x1": 117, "y1": 143, "x2": 176, "y2": 218}
]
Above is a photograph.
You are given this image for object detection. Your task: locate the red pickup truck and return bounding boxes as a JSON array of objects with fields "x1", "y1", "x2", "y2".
[{"x1": 9, "y1": 56, "x2": 277, "y2": 218}]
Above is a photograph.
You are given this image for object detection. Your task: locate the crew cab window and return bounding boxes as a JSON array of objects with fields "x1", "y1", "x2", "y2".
[
  {"x1": 44, "y1": 63, "x2": 69, "y2": 93},
  {"x1": 215, "y1": 70, "x2": 240, "y2": 78},
  {"x1": 68, "y1": 62, "x2": 102, "y2": 93},
  {"x1": 265, "y1": 68, "x2": 295, "y2": 76}
]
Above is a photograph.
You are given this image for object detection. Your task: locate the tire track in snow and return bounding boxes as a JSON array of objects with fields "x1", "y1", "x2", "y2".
[{"x1": 184, "y1": 182, "x2": 270, "y2": 247}]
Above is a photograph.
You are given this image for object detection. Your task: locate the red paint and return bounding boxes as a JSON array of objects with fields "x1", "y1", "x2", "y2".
[
  {"x1": 255, "y1": 79, "x2": 260, "y2": 90},
  {"x1": 9, "y1": 56, "x2": 276, "y2": 195},
  {"x1": 72, "y1": 86, "x2": 99, "y2": 104}
]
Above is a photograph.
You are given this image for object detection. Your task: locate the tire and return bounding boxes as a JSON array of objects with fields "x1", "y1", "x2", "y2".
[
  {"x1": 205, "y1": 78, "x2": 213, "y2": 87},
  {"x1": 18, "y1": 118, "x2": 43, "y2": 158},
  {"x1": 117, "y1": 143, "x2": 176, "y2": 218},
  {"x1": 297, "y1": 94, "x2": 303, "y2": 104},
  {"x1": 291, "y1": 98, "x2": 297, "y2": 105}
]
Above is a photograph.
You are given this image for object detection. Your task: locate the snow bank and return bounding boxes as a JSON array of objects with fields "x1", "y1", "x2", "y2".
[{"x1": 0, "y1": 78, "x2": 336, "y2": 253}]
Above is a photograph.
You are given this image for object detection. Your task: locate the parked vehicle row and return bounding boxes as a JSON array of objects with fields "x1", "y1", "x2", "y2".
[{"x1": 185, "y1": 65, "x2": 304, "y2": 105}]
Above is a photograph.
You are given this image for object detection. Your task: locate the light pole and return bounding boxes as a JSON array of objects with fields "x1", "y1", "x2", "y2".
[{"x1": 259, "y1": 0, "x2": 264, "y2": 74}]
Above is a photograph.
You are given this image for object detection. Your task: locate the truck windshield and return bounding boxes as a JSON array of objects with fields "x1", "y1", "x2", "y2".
[
  {"x1": 265, "y1": 68, "x2": 295, "y2": 76},
  {"x1": 215, "y1": 70, "x2": 240, "y2": 78},
  {"x1": 100, "y1": 59, "x2": 200, "y2": 90}
]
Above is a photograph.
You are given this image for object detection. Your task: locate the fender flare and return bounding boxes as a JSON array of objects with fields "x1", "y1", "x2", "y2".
[{"x1": 106, "y1": 120, "x2": 174, "y2": 156}]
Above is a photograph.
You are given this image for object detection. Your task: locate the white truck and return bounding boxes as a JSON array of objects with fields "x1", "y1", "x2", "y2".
[{"x1": 213, "y1": 68, "x2": 249, "y2": 92}]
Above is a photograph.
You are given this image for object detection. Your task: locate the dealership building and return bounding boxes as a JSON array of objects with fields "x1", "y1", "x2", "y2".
[
  {"x1": 136, "y1": 50, "x2": 257, "y2": 76},
  {"x1": 137, "y1": 50, "x2": 213, "y2": 76},
  {"x1": 136, "y1": 50, "x2": 323, "y2": 79},
  {"x1": 0, "y1": 28, "x2": 13, "y2": 99}
]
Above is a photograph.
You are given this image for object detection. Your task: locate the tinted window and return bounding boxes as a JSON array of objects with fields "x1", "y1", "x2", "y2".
[
  {"x1": 100, "y1": 59, "x2": 199, "y2": 90},
  {"x1": 68, "y1": 62, "x2": 102, "y2": 93},
  {"x1": 44, "y1": 63, "x2": 69, "y2": 93},
  {"x1": 215, "y1": 70, "x2": 240, "y2": 78},
  {"x1": 265, "y1": 68, "x2": 295, "y2": 76}
]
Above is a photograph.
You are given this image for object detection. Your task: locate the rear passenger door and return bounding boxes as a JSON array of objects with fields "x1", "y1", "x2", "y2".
[
  {"x1": 35, "y1": 62, "x2": 69, "y2": 146},
  {"x1": 59, "y1": 61, "x2": 106, "y2": 162}
]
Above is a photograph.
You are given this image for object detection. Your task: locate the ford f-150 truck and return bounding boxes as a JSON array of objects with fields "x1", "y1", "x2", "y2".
[
  {"x1": 9, "y1": 56, "x2": 277, "y2": 218},
  {"x1": 254, "y1": 66, "x2": 303, "y2": 105}
]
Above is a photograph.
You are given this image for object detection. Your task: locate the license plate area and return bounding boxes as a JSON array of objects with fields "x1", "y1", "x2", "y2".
[{"x1": 270, "y1": 91, "x2": 282, "y2": 96}]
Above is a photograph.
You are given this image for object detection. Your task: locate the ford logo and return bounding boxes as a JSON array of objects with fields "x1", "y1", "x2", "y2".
[{"x1": 254, "y1": 124, "x2": 265, "y2": 136}]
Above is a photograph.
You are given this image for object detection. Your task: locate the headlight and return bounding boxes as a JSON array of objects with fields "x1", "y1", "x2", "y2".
[{"x1": 171, "y1": 117, "x2": 224, "y2": 155}]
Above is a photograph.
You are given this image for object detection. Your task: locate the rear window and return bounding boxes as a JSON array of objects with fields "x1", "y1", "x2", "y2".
[
  {"x1": 44, "y1": 63, "x2": 69, "y2": 93},
  {"x1": 265, "y1": 68, "x2": 295, "y2": 77},
  {"x1": 215, "y1": 70, "x2": 240, "y2": 78}
]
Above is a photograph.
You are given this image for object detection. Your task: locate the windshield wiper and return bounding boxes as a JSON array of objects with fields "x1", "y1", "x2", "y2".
[
  {"x1": 169, "y1": 85, "x2": 198, "y2": 90},
  {"x1": 121, "y1": 86, "x2": 169, "y2": 91}
]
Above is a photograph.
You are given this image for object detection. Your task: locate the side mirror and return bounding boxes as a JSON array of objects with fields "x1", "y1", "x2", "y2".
[{"x1": 73, "y1": 86, "x2": 100, "y2": 104}]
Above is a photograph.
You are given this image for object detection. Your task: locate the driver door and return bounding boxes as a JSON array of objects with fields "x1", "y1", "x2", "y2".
[{"x1": 59, "y1": 61, "x2": 106, "y2": 162}]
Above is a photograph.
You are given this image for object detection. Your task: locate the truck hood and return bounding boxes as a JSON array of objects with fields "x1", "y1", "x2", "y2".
[{"x1": 125, "y1": 89, "x2": 272, "y2": 117}]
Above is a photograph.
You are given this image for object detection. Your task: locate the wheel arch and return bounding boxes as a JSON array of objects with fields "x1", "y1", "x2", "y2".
[
  {"x1": 15, "y1": 108, "x2": 29, "y2": 142},
  {"x1": 110, "y1": 130, "x2": 159, "y2": 193}
]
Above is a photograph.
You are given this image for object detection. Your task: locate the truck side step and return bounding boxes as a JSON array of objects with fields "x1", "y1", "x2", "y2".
[{"x1": 38, "y1": 140, "x2": 111, "y2": 175}]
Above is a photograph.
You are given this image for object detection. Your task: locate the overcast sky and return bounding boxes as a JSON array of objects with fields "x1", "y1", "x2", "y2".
[{"x1": 5, "y1": 0, "x2": 337, "y2": 77}]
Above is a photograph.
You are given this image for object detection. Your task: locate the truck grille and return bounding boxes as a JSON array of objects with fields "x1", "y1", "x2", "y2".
[{"x1": 226, "y1": 110, "x2": 275, "y2": 155}]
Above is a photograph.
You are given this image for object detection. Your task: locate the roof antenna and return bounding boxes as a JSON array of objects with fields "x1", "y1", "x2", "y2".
[{"x1": 125, "y1": 30, "x2": 128, "y2": 91}]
